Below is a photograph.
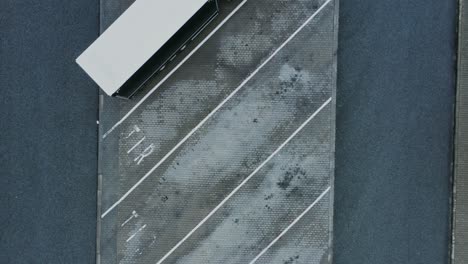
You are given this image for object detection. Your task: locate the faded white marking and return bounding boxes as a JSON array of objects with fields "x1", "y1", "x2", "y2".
[
  {"x1": 155, "y1": 98, "x2": 332, "y2": 264},
  {"x1": 134, "y1": 144, "x2": 155, "y2": 165},
  {"x1": 102, "y1": 0, "x2": 248, "y2": 139},
  {"x1": 100, "y1": 0, "x2": 330, "y2": 217},
  {"x1": 248, "y1": 187, "x2": 331, "y2": 264},
  {"x1": 121, "y1": 210, "x2": 139, "y2": 227},
  {"x1": 126, "y1": 224, "x2": 147, "y2": 243},
  {"x1": 125, "y1": 125, "x2": 141, "y2": 139},
  {"x1": 127, "y1": 136, "x2": 146, "y2": 154},
  {"x1": 135, "y1": 248, "x2": 143, "y2": 255},
  {"x1": 149, "y1": 235, "x2": 157, "y2": 247}
]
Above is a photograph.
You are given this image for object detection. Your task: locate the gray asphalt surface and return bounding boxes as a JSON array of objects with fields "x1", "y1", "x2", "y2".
[
  {"x1": 334, "y1": 1, "x2": 456, "y2": 263},
  {"x1": 0, "y1": 0, "x2": 457, "y2": 264},
  {"x1": 0, "y1": 1, "x2": 99, "y2": 263}
]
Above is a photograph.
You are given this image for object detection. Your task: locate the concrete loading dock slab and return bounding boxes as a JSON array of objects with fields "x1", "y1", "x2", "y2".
[
  {"x1": 97, "y1": 0, "x2": 338, "y2": 263},
  {"x1": 453, "y1": 0, "x2": 468, "y2": 262}
]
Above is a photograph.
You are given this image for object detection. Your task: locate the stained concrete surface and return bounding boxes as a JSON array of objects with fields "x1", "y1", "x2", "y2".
[
  {"x1": 452, "y1": 0, "x2": 468, "y2": 262},
  {"x1": 98, "y1": 0, "x2": 337, "y2": 263}
]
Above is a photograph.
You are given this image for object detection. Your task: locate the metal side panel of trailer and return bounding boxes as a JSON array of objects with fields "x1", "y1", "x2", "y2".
[{"x1": 77, "y1": 0, "x2": 218, "y2": 98}]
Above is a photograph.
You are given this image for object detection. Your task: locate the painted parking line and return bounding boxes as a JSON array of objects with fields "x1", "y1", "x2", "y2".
[
  {"x1": 100, "y1": 0, "x2": 333, "y2": 219},
  {"x1": 102, "y1": 0, "x2": 248, "y2": 139},
  {"x1": 248, "y1": 187, "x2": 331, "y2": 264},
  {"x1": 154, "y1": 97, "x2": 332, "y2": 264},
  {"x1": 126, "y1": 224, "x2": 147, "y2": 243}
]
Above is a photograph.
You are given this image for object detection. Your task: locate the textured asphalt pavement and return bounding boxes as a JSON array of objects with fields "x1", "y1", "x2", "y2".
[
  {"x1": 334, "y1": 1, "x2": 456, "y2": 263},
  {"x1": 0, "y1": 0, "x2": 457, "y2": 264},
  {"x1": 0, "y1": 1, "x2": 99, "y2": 263}
]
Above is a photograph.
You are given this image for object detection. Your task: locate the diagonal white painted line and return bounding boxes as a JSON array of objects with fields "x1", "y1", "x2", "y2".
[
  {"x1": 126, "y1": 224, "x2": 147, "y2": 243},
  {"x1": 127, "y1": 136, "x2": 146, "y2": 154},
  {"x1": 100, "y1": 0, "x2": 332, "y2": 219},
  {"x1": 248, "y1": 186, "x2": 331, "y2": 264},
  {"x1": 102, "y1": 0, "x2": 248, "y2": 139},
  {"x1": 155, "y1": 98, "x2": 332, "y2": 264}
]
